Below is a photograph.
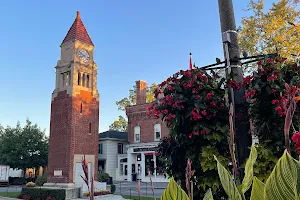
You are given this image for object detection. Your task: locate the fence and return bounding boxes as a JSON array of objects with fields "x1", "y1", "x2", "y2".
[{"x1": 114, "y1": 181, "x2": 167, "y2": 199}]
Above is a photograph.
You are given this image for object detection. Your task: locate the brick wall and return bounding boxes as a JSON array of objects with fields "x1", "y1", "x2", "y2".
[
  {"x1": 126, "y1": 80, "x2": 169, "y2": 144},
  {"x1": 48, "y1": 90, "x2": 99, "y2": 183}
]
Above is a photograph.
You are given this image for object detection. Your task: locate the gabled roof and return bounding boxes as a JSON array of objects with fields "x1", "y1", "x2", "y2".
[
  {"x1": 61, "y1": 11, "x2": 94, "y2": 46},
  {"x1": 99, "y1": 131, "x2": 128, "y2": 141}
]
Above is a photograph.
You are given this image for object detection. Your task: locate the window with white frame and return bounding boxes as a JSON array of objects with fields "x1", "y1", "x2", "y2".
[
  {"x1": 118, "y1": 143, "x2": 123, "y2": 154},
  {"x1": 134, "y1": 126, "x2": 140, "y2": 143},
  {"x1": 154, "y1": 124, "x2": 161, "y2": 141}
]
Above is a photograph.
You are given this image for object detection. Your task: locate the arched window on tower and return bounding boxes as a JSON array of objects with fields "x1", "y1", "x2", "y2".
[
  {"x1": 80, "y1": 103, "x2": 83, "y2": 114},
  {"x1": 78, "y1": 73, "x2": 81, "y2": 86},
  {"x1": 82, "y1": 74, "x2": 86, "y2": 87},
  {"x1": 86, "y1": 75, "x2": 90, "y2": 88}
]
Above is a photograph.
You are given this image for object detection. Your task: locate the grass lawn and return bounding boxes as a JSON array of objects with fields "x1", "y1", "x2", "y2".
[
  {"x1": 0, "y1": 192, "x2": 20, "y2": 198},
  {"x1": 122, "y1": 195, "x2": 160, "y2": 200}
]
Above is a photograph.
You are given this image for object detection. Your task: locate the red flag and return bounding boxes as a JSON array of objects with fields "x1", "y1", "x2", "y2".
[{"x1": 190, "y1": 52, "x2": 193, "y2": 70}]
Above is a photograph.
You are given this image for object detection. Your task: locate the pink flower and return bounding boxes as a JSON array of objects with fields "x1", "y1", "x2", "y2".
[
  {"x1": 195, "y1": 95, "x2": 201, "y2": 100},
  {"x1": 201, "y1": 110, "x2": 207, "y2": 116},
  {"x1": 165, "y1": 114, "x2": 176, "y2": 121},
  {"x1": 191, "y1": 109, "x2": 202, "y2": 120},
  {"x1": 271, "y1": 99, "x2": 279, "y2": 105},
  {"x1": 292, "y1": 132, "x2": 300, "y2": 154},
  {"x1": 161, "y1": 109, "x2": 168, "y2": 114},
  {"x1": 207, "y1": 92, "x2": 214, "y2": 99}
]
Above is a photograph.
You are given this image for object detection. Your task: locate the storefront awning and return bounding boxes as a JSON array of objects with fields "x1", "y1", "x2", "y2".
[{"x1": 144, "y1": 152, "x2": 160, "y2": 156}]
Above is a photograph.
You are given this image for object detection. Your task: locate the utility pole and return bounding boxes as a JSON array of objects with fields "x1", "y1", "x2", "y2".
[{"x1": 217, "y1": 0, "x2": 252, "y2": 179}]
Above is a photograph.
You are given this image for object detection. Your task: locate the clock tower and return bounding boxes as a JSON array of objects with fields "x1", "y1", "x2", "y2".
[{"x1": 47, "y1": 11, "x2": 99, "y2": 184}]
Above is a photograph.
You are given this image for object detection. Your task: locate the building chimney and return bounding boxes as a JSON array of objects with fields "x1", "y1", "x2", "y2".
[{"x1": 136, "y1": 80, "x2": 147, "y2": 105}]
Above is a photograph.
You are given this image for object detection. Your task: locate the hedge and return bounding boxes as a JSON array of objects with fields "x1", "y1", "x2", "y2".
[{"x1": 21, "y1": 187, "x2": 66, "y2": 200}]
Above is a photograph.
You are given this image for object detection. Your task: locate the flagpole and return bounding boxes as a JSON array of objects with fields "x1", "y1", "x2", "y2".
[{"x1": 190, "y1": 52, "x2": 193, "y2": 71}]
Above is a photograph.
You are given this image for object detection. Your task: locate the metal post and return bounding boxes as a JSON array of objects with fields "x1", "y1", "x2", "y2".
[{"x1": 218, "y1": 0, "x2": 252, "y2": 180}]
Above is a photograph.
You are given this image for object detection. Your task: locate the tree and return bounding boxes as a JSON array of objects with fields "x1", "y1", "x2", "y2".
[
  {"x1": 238, "y1": 0, "x2": 300, "y2": 59},
  {"x1": 108, "y1": 116, "x2": 127, "y2": 132},
  {"x1": 109, "y1": 83, "x2": 157, "y2": 131},
  {"x1": 0, "y1": 119, "x2": 48, "y2": 172}
]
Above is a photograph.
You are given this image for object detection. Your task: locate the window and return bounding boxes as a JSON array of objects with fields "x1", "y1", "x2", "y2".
[
  {"x1": 78, "y1": 73, "x2": 81, "y2": 85},
  {"x1": 62, "y1": 73, "x2": 65, "y2": 87},
  {"x1": 67, "y1": 71, "x2": 71, "y2": 86},
  {"x1": 89, "y1": 123, "x2": 92, "y2": 133},
  {"x1": 86, "y1": 75, "x2": 90, "y2": 88},
  {"x1": 82, "y1": 74, "x2": 86, "y2": 87},
  {"x1": 80, "y1": 103, "x2": 83, "y2": 114},
  {"x1": 154, "y1": 124, "x2": 161, "y2": 141},
  {"x1": 118, "y1": 143, "x2": 123, "y2": 154},
  {"x1": 134, "y1": 126, "x2": 140, "y2": 143},
  {"x1": 99, "y1": 143, "x2": 103, "y2": 154}
]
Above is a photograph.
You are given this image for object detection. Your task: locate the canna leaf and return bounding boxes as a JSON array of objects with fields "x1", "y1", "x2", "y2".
[
  {"x1": 161, "y1": 177, "x2": 189, "y2": 200},
  {"x1": 203, "y1": 188, "x2": 214, "y2": 200},
  {"x1": 240, "y1": 145, "x2": 258, "y2": 194},
  {"x1": 250, "y1": 177, "x2": 265, "y2": 200},
  {"x1": 214, "y1": 156, "x2": 242, "y2": 200},
  {"x1": 264, "y1": 151, "x2": 300, "y2": 200}
]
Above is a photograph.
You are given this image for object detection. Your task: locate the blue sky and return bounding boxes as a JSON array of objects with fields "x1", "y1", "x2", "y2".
[{"x1": 0, "y1": 0, "x2": 275, "y2": 135}]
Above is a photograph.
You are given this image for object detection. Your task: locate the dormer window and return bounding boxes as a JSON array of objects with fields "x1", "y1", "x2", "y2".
[
  {"x1": 134, "y1": 126, "x2": 140, "y2": 143},
  {"x1": 154, "y1": 124, "x2": 161, "y2": 141}
]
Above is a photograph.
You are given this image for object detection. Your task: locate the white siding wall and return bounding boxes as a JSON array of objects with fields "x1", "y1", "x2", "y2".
[{"x1": 103, "y1": 140, "x2": 128, "y2": 180}]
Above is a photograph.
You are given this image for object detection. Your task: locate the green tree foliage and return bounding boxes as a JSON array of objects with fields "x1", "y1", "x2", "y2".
[
  {"x1": 0, "y1": 119, "x2": 48, "y2": 171},
  {"x1": 108, "y1": 116, "x2": 127, "y2": 132},
  {"x1": 109, "y1": 83, "x2": 157, "y2": 132},
  {"x1": 238, "y1": 0, "x2": 300, "y2": 59}
]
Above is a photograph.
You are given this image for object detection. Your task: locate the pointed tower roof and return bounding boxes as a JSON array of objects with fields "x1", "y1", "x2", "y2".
[{"x1": 61, "y1": 11, "x2": 94, "y2": 46}]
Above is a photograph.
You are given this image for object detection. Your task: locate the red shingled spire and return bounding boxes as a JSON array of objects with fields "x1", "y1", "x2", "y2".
[{"x1": 61, "y1": 11, "x2": 94, "y2": 46}]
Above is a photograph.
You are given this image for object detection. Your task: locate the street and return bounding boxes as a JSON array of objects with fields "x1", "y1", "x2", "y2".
[{"x1": 114, "y1": 181, "x2": 167, "y2": 198}]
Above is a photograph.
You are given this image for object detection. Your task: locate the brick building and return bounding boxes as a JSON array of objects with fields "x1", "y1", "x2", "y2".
[
  {"x1": 47, "y1": 11, "x2": 99, "y2": 186},
  {"x1": 116, "y1": 80, "x2": 169, "y2": 182}
]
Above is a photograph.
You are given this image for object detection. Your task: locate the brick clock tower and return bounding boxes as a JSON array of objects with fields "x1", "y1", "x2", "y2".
[{"x1": 47, "y1": 11, "x2": 99, "y2": 185}]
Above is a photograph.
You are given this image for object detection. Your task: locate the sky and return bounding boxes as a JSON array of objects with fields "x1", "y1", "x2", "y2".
[{"x1": 0, "y1": 0, "x2": 275, "y2": 135}]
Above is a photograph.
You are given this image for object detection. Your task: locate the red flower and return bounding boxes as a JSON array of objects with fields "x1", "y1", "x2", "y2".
[
  {"x1": 275, "y1": 106, "x2": 284, "y2": 116},
  {"x1": 292, "y1": 132, "x2": 300, "y2": 154},
  {"x1": 210, "y1": 101, "x2": 217, "y2": 107},
  {"x1": 166, "y1": 85, "x2": 175, "y2": 91},
  {"x1": 162, "y1": 109, "x2": 168, "y2": 114},
  {"x1": 201, "y1": 110, "x2": 207, "y2": 116},
  {"x1": 207, "y1": 92, "x2": 214, "y2": 99},
  {"x1": 266, "y1": 58, "x2": 273, "y2": 64},
  {"x1": 165, "y1": 114, "x2": 176, "y2": 121},
  {"x1": 271, "y1": 99, "x2": 279, "y2": 105},
  {"x1": 271, "y1": 89, "x2": 277, "y2": 93},
  {"x1": 191, "y1": 109, "x2": 202, "y2": 120},
  {"x1": 189, "y1": 133, "x2": 193, "y2": 138},
  {"x1": 195, "y1": 95, "x2": 201, "y2": 100},
  {"x1": 257, "y1": 60, "x2": 263, "y2": 66}
]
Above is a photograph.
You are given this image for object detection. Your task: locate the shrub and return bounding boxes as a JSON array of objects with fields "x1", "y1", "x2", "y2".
[
  {"x1": 83, "y1": 190, "x2": 111, "y2": 197},
  {"x1": 36, "y1": 174, "x2": 47, "y2": 186},
  {"x1": 21, "y1": 187, "x2": 66, "y2": 200},
  {"x1": 110, "y1": 184, "x2": 116, "y2": 194},
  {"x1": 98, "y1": 172, "x2": 110, "y2": 182},
  {"x1": 25, "y1": 182, "x2": 36, "y2": 187},
  {"x1": 148, "y1": 69, "x2": 230, "y2": 199}
]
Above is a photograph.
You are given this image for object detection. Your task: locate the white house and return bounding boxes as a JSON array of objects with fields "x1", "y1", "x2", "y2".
[{"x1": 98, "y1": 131, "x2": 128, "y2": 180}]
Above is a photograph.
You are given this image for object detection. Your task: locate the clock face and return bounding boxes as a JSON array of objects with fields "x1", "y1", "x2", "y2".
[{"x1": 78, "y1": 49, "x2": 90, "y2": 63}]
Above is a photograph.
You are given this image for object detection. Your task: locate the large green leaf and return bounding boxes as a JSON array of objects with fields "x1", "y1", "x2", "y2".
[
  {"x1": 264, "y1": 151, "x2": 300, "y2": 200},
  {"x1": 214, "y1": 156, "x2": 242, "y2": 200},
  {"x1": 160, "y1": 177, "x2": 190, "y2": 200},
  {"x1": 250, "y1": 177, "x2": 265, "y2": 200},
  {"x1": 203, "y1": 188, "x2": 214, "y2": 200},
  {"x1": 240, "y1": 145, "x2": 258, "y2": 194}
]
